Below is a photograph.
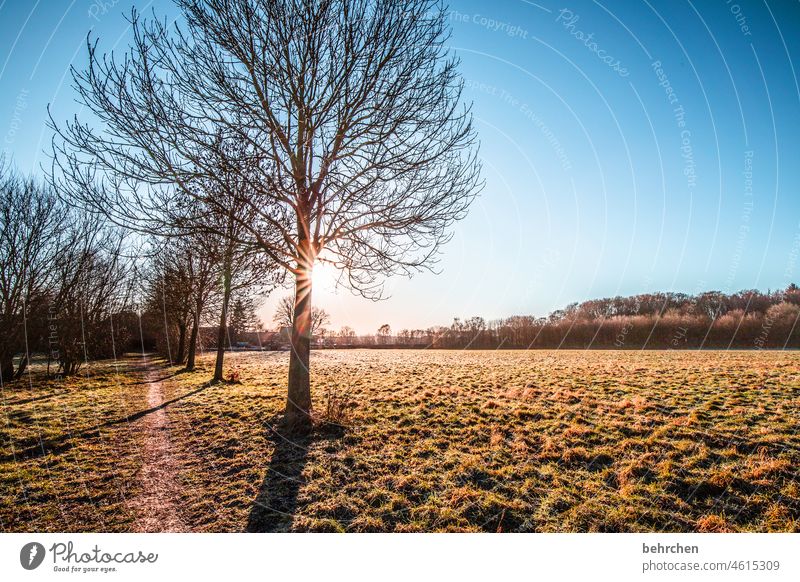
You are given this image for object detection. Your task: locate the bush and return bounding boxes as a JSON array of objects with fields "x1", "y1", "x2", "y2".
[{"x1": 313, "y1": 384, "x2": 355, "y2": 427}]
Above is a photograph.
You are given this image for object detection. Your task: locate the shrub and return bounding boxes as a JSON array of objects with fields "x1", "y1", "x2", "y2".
[{"x1": 314, "y1": 384, "x2": 355, "y2": 427}]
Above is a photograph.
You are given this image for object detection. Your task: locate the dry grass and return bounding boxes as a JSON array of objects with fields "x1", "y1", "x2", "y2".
[
  {"x1": 2, "y1": 349, "x2": 799, "y2": 532},
  {"x1": 163, "y1": 349, "x2": 800, "y2": 532},
  {"x1": 0, "y1": 358, "x2": 151, "y2": 531}
]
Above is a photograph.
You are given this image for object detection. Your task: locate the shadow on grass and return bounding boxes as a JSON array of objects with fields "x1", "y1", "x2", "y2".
[
  {"x1": 7, "y1": 390, "x2": 70, "y2": 407},
  {"x1": 245, "y1": 423, "x2": 311, "y2": 532},
  {"x1": 2, "y1": 381, "x2": 211, "y2": 463},
  {"x1": 106, "y1": 383, "x2": 210, "y2": 425},
  {"x1": 246, "y1": 421, "x2": 345, "y2": 532}
]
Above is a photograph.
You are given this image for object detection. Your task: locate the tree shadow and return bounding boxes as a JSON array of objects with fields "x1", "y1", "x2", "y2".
[
  {"x1": 245, "y1": 423, "x2": 311, "y2": 532},
  {"x1": 245, "y1": 421, "x2": 345, "y2": 532},
  {"x1": 105, "y1": 383, "x2": 210, "y2": 425},
  {"x1": 7, "y1": 390, "x2": 70, "y2": 407},
  {"x1": 2, "y1": 382, "x2": 211, "y2": 462}
]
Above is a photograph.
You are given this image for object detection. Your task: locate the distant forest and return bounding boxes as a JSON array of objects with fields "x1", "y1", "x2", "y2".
[{"x1": 335, "y1": 285, "x2": 800, "y2": 350}]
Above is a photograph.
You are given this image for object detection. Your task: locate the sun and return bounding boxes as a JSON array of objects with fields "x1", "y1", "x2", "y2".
[{"x1": 311, "y1": 260, "x2": 341, "y2": 294}]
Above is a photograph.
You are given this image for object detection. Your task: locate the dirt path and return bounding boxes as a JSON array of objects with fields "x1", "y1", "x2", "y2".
[{"x1": 128, "y1": 363, "x2": 188, "y2": 532}]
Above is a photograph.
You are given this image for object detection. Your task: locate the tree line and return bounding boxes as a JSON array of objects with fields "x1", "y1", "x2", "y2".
[
  {"x1": 0, "y1": 158, "x2": 274, "y2": 382},
  {"x1": 0, "y1": 163, "x2": 130, "y2": 381},
  {"x1": 336, "y1": 287, "x2": 800, "y2": 349}
]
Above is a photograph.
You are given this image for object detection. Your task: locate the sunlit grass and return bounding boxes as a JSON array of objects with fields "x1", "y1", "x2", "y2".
[
  {"x1": 2, "y1": 350, "x2": 798, "y2": 532},
  {"x1": 163, "y1": 349, "x2": 800, "y2": 532},
  {"x1": 0, "y1": 359, "x2": 151, "y2": 531}
]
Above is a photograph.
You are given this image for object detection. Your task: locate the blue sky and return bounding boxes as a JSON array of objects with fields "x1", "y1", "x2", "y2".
[{"x1": 2, "y1": 0, "x2": 799, "y2": 334}]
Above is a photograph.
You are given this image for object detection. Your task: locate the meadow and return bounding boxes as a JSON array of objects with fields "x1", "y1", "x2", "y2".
[{"x1": 1, "y1": 349, "x2": 798, "y2": 532}]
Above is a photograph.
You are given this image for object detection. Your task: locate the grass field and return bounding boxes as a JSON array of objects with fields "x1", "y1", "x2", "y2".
[
  {"x1": 0, "y1": 359, "x2": 149, "y2": 531},
  {"x1": 2, "y1": 349, "x2": 799, "y2": 532}
]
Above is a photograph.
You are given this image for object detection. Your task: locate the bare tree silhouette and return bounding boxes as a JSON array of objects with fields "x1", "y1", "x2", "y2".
[
  {"x1": 0, "y1": 163, "x2": 64, "y2": 380},
  {"x1": 273, "y1": 295, "x2": 330, "y2": 337},
  {"x1": 51, "y1": 0, "x2": 482, "y2": 431}
]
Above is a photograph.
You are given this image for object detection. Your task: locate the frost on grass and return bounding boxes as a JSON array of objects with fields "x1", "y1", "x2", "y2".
[
  {"x1": 1, "y1": 350, "x2": 798, "y2": 532},
  {"x1": 161, "y1": 350, "x2": 800, "y2": 532}
]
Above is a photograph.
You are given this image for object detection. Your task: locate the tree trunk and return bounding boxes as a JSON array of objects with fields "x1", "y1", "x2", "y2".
[
  {"x1": 14, "y1": 354, "x2": 28, "y2": 379},
  {"x1": 213, "y1": 265, "x2": 233, "y2": 383},
  {"x1": 285, "y1": 266, "x2": 313, "y2": 433},
  {"x1": 1, "y1": 352, "x2": 14, "y2": 383},
  {"x1": 176, "y1": 320, "x2": 187, "y2": 364},
  {"x1": 186, "y1": 311, "x2": 199, "y2": 371},
  {"x1": 61, "y1": 358, "x2": 76, "y2": 377}
]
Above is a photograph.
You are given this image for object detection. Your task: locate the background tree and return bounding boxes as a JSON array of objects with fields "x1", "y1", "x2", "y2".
[
  {"x1": 377, "y1": 323, "x2": 391, "y2": 344},
  {"x1": 144, "y1": 236, "x2": 218, "y2": 372},
  {"x1": 52, "y1": 0, "x2": 482, "y2": 431},
  {"x1": 144, "y1": 240, "x2": 195, "y2": 364},
  {"x1": 49, "y1": 217, "x2": 131, "y2": 375},
  {"x1": 193, "y1": 136, "x2": 280, "y2": 382},
  {"x1": 272, "y1": 295, "x2": 330, "y2": 337},
  {"x1": 228, "y1": 296, "x2": 259, "y2": 345},
  {"x1": 0, "y1": 164, "x2": 64, "y2": 381},
  {"x1": 182, "y1": 237, "x2": 217, "y2": 372},
  {"x1": 338, "y1": 326, "x2": 356, "y2": 343}
]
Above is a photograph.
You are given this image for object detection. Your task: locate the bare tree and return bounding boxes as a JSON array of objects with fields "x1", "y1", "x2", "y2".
[
  {"x1": 181, "y1": 237, "x2": 217, "y2": 372},
  {"x1": 1, "y1": 162, "x2": 133, "y2": 380},
  {"x1": 272, "y1": 295, "x2": 330, "y2": 337},
  {"x1": 377, "y1": 323, "x2": 391, "y2": 344},
  {"x1": 195, "y1": 139, "x2": 280, "y2": 383},
  {"x1": 52, "y1": 0, "x2": 482, "y2": 431},
  {"x1": 209, "y1": 241, "x2": 270, "y2": 381},
  {"x1": 146, "y1": 236, "x2": 218, "y2": 371},
  {"x1": 0, "y1": 163, "x2": 64, "y2": 381},
  {"x1": 49, "y1": 217, "x2": 131, "y2": 376},
  {"x1": 145, "y1": 240, "x2": 195, "y2": 364},
  {"x1": 139, "y1": 184, "x2": 276, "y2": 382}
]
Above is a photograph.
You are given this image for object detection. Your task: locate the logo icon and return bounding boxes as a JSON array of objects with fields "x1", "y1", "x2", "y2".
[{"x1": 20, "y1": 542, "x2": 46, "y2": 570}]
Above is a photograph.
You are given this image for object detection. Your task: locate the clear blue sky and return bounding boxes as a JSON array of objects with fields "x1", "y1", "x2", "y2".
[{"x1": 2, "y1": 0, "x2": 799, "y2": 334}]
